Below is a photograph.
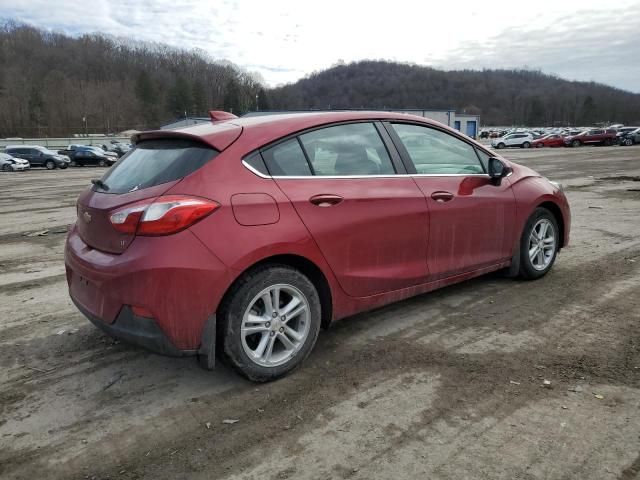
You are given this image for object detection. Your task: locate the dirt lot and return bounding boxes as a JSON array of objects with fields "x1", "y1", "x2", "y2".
[{"x1": 1, "y1": 146, "x2": 640, "y2": 480}]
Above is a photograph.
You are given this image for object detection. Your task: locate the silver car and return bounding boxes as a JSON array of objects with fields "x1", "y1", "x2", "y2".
[{"x1": 0, "y1": 152, "x2": 30, "y2": 171}]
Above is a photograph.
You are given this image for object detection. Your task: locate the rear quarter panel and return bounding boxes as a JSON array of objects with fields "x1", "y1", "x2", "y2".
[{"x1": 167, "y1": 142, "x2": 351, "y2": 320}]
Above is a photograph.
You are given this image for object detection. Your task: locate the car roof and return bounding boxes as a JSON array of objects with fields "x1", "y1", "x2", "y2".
[
  {"x1": 5, "y1": 145, "x2": 44, "y2": 150},
  {"x1": 134, "y1": 111, "x2": 452, "y2": 152}
]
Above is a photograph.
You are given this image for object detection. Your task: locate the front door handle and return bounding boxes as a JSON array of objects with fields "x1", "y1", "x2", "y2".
[
  {"x1": 309, "y1": 194, "x2": 344, "y2": 207},
  {"x1": 431, "y1": 191, "x2": 454, "y2": 203}
]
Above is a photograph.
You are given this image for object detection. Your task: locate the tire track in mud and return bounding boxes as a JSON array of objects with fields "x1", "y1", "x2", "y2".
[{"x1": 3, "y1": 245, "x2": 639, "y2": 479}]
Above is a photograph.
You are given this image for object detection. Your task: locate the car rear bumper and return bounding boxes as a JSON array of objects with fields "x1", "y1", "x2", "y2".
[
  {"x1": 64, "y1": 224, "x2": 233, "y2": 351},
  {"x1": 72, "y1": 297, "x2": 190, "y2": 356}
]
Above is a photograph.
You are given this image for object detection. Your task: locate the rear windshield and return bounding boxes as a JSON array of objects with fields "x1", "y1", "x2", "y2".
[{"x1": 96, "y1": 139, "x2": 218, "y2": 194}]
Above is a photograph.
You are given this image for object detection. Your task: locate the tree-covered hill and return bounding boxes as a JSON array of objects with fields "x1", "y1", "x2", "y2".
[{"x1": 269, "y1": 60, "x2": 640, "y2": 126}]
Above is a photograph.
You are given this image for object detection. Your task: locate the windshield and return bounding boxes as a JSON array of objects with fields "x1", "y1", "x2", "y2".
[{"x1": 96, "y1": 138, "x2": 218, "y2": 194}]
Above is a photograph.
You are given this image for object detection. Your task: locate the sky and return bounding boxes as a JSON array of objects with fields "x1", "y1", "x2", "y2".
[{"x1": 2, "y1": 0, "x2": 640, "y2": 92}]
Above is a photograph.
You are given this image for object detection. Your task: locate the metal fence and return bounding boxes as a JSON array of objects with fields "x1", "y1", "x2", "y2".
[{"x1": 0, "y1": 136, "x2": 133, "y2": 150}]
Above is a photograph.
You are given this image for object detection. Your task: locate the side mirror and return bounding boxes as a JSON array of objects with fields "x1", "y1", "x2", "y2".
[{"x1": 488, "y1": 157, "x2": 512, "y2": 184}]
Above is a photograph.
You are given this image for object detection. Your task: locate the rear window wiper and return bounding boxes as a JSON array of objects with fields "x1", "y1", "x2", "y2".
[{"x1": 91, "y1": 179, "x2": 110, "y2": 191}]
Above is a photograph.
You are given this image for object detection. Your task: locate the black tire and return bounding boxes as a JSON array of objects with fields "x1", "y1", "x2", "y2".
[
  {"x1": 604, "y1": 138, "x2": 613, "y2": 146},
  {"x1": 571, "y1": 140, "x2": 581, "y2": 148},
  {"x1": 522, "y1": 141, "x2": 531, "y2": 148},
  {"x1": 98, "y1": 159, "x2": 107, "y2": 167},
  {"x1": 45, "y1": 160, "x2": 56, "y2": 170},
  {"x1": 218, "y1": 265, "x2": 322, "y2": 382},
  {"x1": 536, "y1": 143, "x2": 544, "y2": 148},
  {"x1": 2, "y1": 164, "x2": 12, "y2": 172},
  {"x1": 518, "y1": 207, "x2": 560, "y2": 280},
  {"x1": 496, "y1": 142, "x2": 505, "y2": 149},
  {"x1": 624, "y1": 138, "x2": 633, "y2": 146}
]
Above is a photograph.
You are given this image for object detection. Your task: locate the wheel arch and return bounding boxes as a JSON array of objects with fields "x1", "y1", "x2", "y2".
[
  {"x1": 538, "y1": 201, "x2": 566, "y2": 249},
  {"x1": 220, "y1": 253, "x2": 334, "y2": 330}
]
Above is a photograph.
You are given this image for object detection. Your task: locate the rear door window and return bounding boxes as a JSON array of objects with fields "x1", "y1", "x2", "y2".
[
  {"x1": 261, "y1": 139, "x2": 312, "y2": 176},
  {"x1": 299, "y1": 123, "x2": 395, "y2": 176},
  {"x1": 97, "y1": 139, "x2": 218, "y2": 194}
]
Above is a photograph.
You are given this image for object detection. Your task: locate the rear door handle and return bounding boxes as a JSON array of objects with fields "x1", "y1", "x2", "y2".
[
  {"x1": 431, "y1": 191, "x2": 454, "y2": 203},
  {"x1": 309, "y1": 194, "x2": 344, "y2": 207}
]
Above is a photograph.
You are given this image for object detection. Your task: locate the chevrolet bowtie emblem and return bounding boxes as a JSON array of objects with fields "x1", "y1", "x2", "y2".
[{"x1": 83, "y1": 211, "x2": 92, "y2": 223}]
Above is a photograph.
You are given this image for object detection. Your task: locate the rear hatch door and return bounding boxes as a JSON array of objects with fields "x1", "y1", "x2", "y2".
[{"x1": 75, "y1": 136, "x2": 226, "y2": 254}]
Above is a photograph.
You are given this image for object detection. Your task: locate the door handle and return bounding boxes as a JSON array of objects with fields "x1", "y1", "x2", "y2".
[
  {"x1": 309, "y1": 194, "x2": 344, "y2": 207},
  {"x1": 431, "y1": 191, "x2": 454, "y2": 203}
]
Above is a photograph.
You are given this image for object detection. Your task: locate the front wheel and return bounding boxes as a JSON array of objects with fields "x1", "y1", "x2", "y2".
[
  {"x1": 98, "y1": 159, "x2": 107, "y2": 167},
  {"x1": 522, "y1": 141, "x2": 531, "y2": 148},
  {"x1": 571, "y1": 140, "x2": 581, "y2": 147},
  {"x1": 218, "y1": 265, "x2": 322, "y2": 382},
  {"x1": 624, "y1": 138, "x2": 633, "y2": 146},
  {"x1": 2, "y1": 164, "x2": 12, "y2": 172},
  {"x1": 496, "y1": 143, "x2": 505, "y2": 149},
  {"x1": 518, "y1": 208, "x2": 559, "y2": 280},
  {"x1": 45, "y1": 160, "x2": 56, "y2": 170}
]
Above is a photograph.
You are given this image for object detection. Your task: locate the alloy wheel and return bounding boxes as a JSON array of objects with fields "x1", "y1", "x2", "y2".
[
  {"x1": 241, "y1": 284, "x2": 311, "y2": 367},
  {"x1": 528, "y1": 218, "x2": 556, "y2": 271}
]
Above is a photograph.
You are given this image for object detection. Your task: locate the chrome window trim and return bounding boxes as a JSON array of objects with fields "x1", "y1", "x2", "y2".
[
  {"x1": 241, "y1": 160, "x2": 490, "y2": 179},
  {"x1": 242, "y1": 159, "x2": 271, "y2": 178}
]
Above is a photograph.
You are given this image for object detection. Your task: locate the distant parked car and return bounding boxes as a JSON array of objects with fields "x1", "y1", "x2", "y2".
[
  {"x1": 5, "y1": 146, "x2": 70, "y2": 169},
  {"x1": 0, "y1": 152, "x2": 30, "y2": 171},
  {"x1": 73, "y1": 148, "x2": 117, "y2": 167},
  {"x1": 59, "y1": 145, "x2": 117, "y2": 166},
  {"x1": 101, "y1": 141, "x2": 131, "y2": 157},
  {"x1": 532, "y1": 134, "x2": 565, "y2": 148},
  {"x1": 491, "y1": 133, "x2": 534, "y2": 149},
  {"x1": 563, "y1": 129, "x2": 617, "y2": 147},
  {"x1": 58, "y1": 145, "x2": 88, "y2": 160},
  {"x1": 618, "y1": 128, "x2": 640, "y2": 146}
]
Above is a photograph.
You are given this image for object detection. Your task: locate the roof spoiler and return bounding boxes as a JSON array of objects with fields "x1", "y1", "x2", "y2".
[{"x1": 209, "y1": 110, "x2": 238, "y2": 122}]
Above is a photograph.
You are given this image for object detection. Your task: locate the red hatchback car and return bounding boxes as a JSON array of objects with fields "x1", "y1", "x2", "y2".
[
  {"x1": 65, "y1": 111, "x2": 570, "y2": 381},
  {"x1": 532, "y1": 134, "x2": 565, "y2": 148}
]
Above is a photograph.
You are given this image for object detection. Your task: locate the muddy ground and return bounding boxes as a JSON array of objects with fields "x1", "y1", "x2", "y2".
[{"x1": 1, "y1": 146, "x2": 639, "y2": 479}]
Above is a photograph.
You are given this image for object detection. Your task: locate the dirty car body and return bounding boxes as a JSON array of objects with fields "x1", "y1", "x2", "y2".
[{"x1": 65, "y1": 111, "x2": 571, "y2": 381}]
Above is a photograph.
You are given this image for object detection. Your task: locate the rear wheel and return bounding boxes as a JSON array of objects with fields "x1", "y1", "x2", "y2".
[
  {"x1": 604, "y1": 138, "x2": 613, "y2": 146},
  {"x1": 496, "y1": 142, "x2": 505, "y2": 149},
  {"x1": 45, "y1": 160, "x2": 56, "y2": 170},
  {"x1": 518, "y1": 208, "x2": 559, "y2": 280},
  {"x1": 536, "y1": 143, "x2": 544, "y2": 148},
  {"x1": 218, "y1": 265, "x2": 321, "y2": 382}
]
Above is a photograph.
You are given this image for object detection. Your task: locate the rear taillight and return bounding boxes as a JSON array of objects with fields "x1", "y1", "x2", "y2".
[{"x1": 109, "y1": 195, "x2": 219, "y2": 236}]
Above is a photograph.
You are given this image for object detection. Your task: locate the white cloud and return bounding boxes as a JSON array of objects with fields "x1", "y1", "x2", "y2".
[{"x1": 2, "y1": 0, "x2": 639, "y2": 91}]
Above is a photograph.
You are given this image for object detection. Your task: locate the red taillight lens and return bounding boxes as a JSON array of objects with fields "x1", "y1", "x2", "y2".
[{"x1": 109, "y1": 195, "x2": 219, "y2": 236}]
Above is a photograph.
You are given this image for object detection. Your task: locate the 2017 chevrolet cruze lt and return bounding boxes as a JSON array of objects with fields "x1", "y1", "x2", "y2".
[{"x1": 65, "y1": 111, "x2": 571, "y2": 381}]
